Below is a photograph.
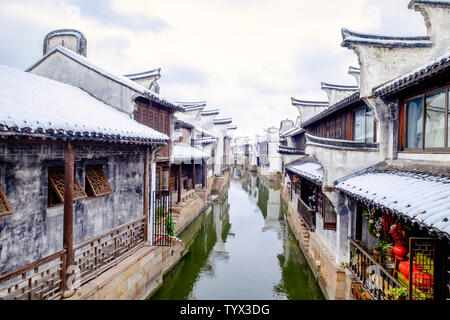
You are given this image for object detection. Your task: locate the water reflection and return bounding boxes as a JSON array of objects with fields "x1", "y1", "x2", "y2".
[{"x1": 150, "y1": 167, "x2": 324, "y2": 300}]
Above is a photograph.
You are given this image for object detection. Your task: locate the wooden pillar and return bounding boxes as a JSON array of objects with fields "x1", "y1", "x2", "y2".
[
  {"x1": 192, "y1": 160, "x2": 196, "y2": 189},
  {"x1": 62, "y1": 141, "x2": 75, "y2": 298},
  {"x1": 178, "y1": 164, "x2": 182, "y2": 203},
  {"x1": 143, "y1": 146, "x2": 149, "y2": 243},
  {"x1": 202, "y1": 159, "x2": 206, "y2": 189}
]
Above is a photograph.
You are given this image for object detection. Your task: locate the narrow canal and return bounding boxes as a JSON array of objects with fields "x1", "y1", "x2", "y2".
[{"x1": 150, "y1": 168, "x2": 324, "y2": 300}]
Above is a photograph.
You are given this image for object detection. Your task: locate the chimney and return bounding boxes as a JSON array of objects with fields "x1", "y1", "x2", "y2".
[{"x1": 43, "y1": 29, "x2": 87, "y2": 57}]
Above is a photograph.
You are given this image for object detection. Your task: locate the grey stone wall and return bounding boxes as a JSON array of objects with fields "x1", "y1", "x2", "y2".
[{"x1": 0, "y1": 142, "x2": 147, "y2": 275}]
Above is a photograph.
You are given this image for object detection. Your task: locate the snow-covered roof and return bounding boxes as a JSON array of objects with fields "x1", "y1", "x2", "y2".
[
  {"x1": 348, "y1": 66, "x2": 360, "y2": 75},
  {"x1": 192, "y1": 137, "x2": 217, "y2": 145},
  {"x1": 176, "y1": 101, "x2": 207, "y2": 112},
  {"x1": 285, "y1": 162, "x2": 323, "y2": 185},
  {"x1": 341, "y1": 28, "x2": 433, "y2": 48},
  {"x1": 373, "y1": 52, "x2": 450, "y2": 97},
  {"x1": 201, "y1": 109, "x2": 219, "y2": 116},
  {"x1": 409, "y1": 0, "x2": 450, "y2": 8},
  {"x1": 123, "y1": 68, "x2": 161, "y2": 80},
  {"x1": 291, "y1": 98, "x2": 328, "y2": 107},
  {"x1": 321, "y1": 82, "x2": 358, "y2": 91},
  {"x1": 0, "y1": 65, "x2": 168, "y2": 144},
  {"x1": 336, "y1": 170, "x2": 450, "y2": 238},
  {"x1": 280, "y1": 126, "x2": 305, "y2": 137},
  {"x1": 214, "y1": 118, "x2": 233, "y2": 125},
  {"x1": 227, "y1": 125, "x2": 238, "y2": 130},
  {"x1": 172, "y1": 145, "x2": 210, "y2": 162},
  {"x1": 278, "y1": 146, "x2": 305, "y2": 155},
  {"x1": 26, "y1": 46, "x2": 183, "y2": 112}
]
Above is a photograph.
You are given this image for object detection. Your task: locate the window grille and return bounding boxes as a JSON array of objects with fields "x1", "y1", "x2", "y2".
[
  {"x1": 48, "y1": 167, "x2": 87, "y2": 206},
  {"x1": 85, "y1": 165, "x2": 113, "y2": 197},
  {"x1": 0, "y1": 187, "x2": 13, "y2": 216}
]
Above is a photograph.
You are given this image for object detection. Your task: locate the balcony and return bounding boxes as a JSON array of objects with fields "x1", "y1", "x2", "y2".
[
  {"x1": 297, "y1": 198, "x2": 316, "y2": 230},
  {"x1": 347, "y1": 238, "x2": 406, "y2": 300},
  {"x1": 0, "y1": 217, "x2": 146, "y2": 300}
]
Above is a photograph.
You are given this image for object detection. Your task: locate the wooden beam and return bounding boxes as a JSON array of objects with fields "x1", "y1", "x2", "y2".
[
  {"x1": 143, "y1": 146, "x2": 149, "y2": 243},
  {"x1": 202, "y1": 160, "x2": 206, "y2": 189},
  {"x1": 62, "y1": 141, "x2": 75, "y2": 298},
  {"x1": 192, "y1": 160, "x2": 196, "y2": 189},
  {"x1": 178, "y1": 164, "x2": 182, "y2": 203}
]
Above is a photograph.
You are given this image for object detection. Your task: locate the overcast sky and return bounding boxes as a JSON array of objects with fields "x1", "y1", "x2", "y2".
[{"x1": 0, "y1": 0, "x2": 427, "y2": 137}]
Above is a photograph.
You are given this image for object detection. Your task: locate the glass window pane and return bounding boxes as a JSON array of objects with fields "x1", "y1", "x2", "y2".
[
  {"x1": 424, "y1": 90, "x2": 445, "y2": 148},
  {"x1": 353, "y1": 109, "x2": 365, "y2": 142},
  {"x1": 365, "y1": 108, "x2": 374, "y2": 143},
  {"x1": 406, "y1": 97, "x2": 423, "y2": 148}
]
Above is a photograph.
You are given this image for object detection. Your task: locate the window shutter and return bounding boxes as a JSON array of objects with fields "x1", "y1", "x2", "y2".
[
  {"x1": 323, "y1": 196, "x2": 337, "y2": 230},
  {"x1": 0, "y1": 187, "x2": 13, "y2": 216},
  {"x1": 48, "y1": 167, "x2": 87, "y2": 203},
  {"x1": 85, "y1": 165, "x2": 113, "y2": 197}
]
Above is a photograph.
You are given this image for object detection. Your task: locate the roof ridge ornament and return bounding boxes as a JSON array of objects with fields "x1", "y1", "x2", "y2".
[
  {"x1": 320, "y1": 82, "x2": 358, "y2": 91},
  {"x1": 341, "y1": 27, "x2": 432, "y2": 48},
  {"x1": 291, "y1": 98, "x2": 329, "y2": 107}
]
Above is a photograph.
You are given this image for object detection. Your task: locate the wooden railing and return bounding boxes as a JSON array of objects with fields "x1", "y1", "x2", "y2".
[
  {"x1": 74, "y1": 217, "x2": 145, "y2": 285},
  {"x1": 297, "y1": 198, "x2": 315, "y2": 230},
  {"x1": 0, "y1": 250, "x2": 66, "y2": 300},
  {"x1": 348, "y1": 238, "x2": 405, "y2": 300}
]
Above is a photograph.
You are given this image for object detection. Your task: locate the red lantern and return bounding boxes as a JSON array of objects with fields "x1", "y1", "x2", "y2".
[
  {"x1": 393, "y1": 245, "x2": 407, "y2": 259},
  {"x1": 398, "y1": 261, "x2": 419, "y2": 278}
]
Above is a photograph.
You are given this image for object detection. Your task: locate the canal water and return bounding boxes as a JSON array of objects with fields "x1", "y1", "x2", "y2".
[{"x1": 150, "y1": 168, "x2": 324, "y2": 300}]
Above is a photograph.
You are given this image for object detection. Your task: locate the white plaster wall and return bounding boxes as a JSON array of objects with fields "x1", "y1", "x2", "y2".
[
  {"x1": 305, "y1": 144, "x2": 385, "y2": 188},
  {"x1": 46, "y1": 36, "x2": 79, "y2": 55},
  {"x1": 355, "y1": 6, "x2": 450, "y2": 97},
  {"x1": 294, "y1": 106, "x2": 329, "y2": 124},
  {"x1": 322, "y1": 88, "x2": 357, "y2": 106},
  {"x1": 29, "y1": 52, "x2": 136, "y2": 116}
]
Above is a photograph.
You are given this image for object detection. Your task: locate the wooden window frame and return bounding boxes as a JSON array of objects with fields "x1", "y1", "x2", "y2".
[
  {"x1": 401, "y1": 85, "x2": 450, "y2": 153},
  {"x1": 48, "y1": 167, "x2": 87, "y2": 207},
  {"x1": 352, "y1": 106, "x2": 376, "y2": 143},
  {"x1": 85, "y1": 164, "x2": 113, "y2": 197},
  {"x1": 0, "y1": 186, "x2": 13, "y2": 217}
]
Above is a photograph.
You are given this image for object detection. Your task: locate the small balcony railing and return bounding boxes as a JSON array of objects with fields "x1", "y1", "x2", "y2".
[
  {"x1": 348, "y1": 238, "x2": 405, "y2": 300},
  {"x1": 0, "y1": 216, "x2": 147, "y2": 300},
  {"x1": 74, "y1": 216, "x2": 146, "y2": 286},
  {"x1": 0, "y1": 250, "x2": 66, "y2": 300},
  {"x1": 297, "y1": 198, "x2": 315, "y2": 230}
]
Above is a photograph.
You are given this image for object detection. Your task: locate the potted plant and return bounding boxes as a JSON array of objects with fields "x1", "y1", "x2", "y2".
[
  {"x1": 374, "y1": 241, "x2": 389, "y2": 265},
  {"x1": 387, "y1": 287, "x2": 408, "y2": 300}
]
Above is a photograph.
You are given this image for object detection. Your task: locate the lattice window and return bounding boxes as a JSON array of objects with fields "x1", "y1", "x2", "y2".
[
  {"x1": 85, "y1": 165, "x2": 113, "y2": 197},
  {"x1": 48, "y1": 167, "x2": 87, "y2": 206},
  {"x1": 0, "y1": 187, "x2": 13, "y2": 216}
]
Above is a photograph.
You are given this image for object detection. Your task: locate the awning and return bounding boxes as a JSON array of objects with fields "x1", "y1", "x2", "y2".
[
  {"x1": 336, "y1": 170, "x2": 450, "y2": 237},
  {"x1": 285, "y1": 162, "x2": 323, "y2": 185},
  {"x1": 172, "y1": 145, "x2": 210, "y2": 163}
]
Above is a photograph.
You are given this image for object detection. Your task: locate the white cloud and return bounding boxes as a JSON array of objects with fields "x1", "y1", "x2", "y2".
[{"x1": 0, "y1": 0, "x2": 427, "y2": 137}]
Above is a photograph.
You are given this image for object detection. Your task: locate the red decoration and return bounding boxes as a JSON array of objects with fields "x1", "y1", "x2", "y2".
[
  {"x1": 393, "y1": 245, "x2": 407, "y2": 259},
  {"x1": 412, "y1": 271, "x2": 434, "y2": 290},
  {"x1": 398, "y1": 261, "x2": 419, "y2": 278}
]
